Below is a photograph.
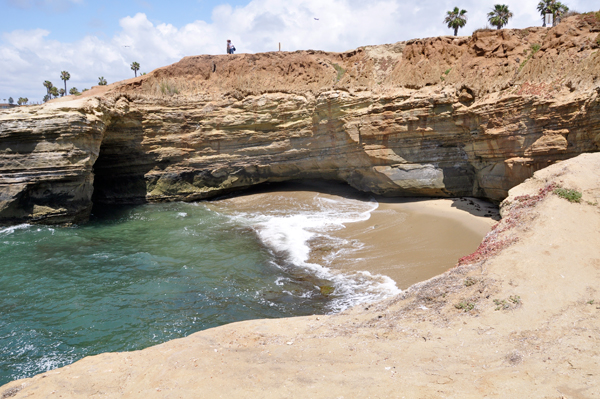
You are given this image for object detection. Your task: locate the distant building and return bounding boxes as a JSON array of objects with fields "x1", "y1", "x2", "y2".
[{"x1": 0, "y1": 103, "x2": 18, "y2": 109}]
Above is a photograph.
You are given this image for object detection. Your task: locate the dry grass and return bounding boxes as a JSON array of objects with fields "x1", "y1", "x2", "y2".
[
  {"x1": 100, "y1": 15, "x2": 600, "y2": 106},
  {"x1": 473, "y1": 25, "x2": 494, "y2": 34},
  {"x1": 580, "y1": 10, "x2": 600, "y2": 29}
]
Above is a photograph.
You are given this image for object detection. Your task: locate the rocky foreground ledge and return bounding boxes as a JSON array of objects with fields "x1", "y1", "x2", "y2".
[
  {"x1": 2, "y1": 153, "x2": 599, "y2": 398},
  {"x1": 1, "y1": 14, "x2": 599, "y2": 225}
]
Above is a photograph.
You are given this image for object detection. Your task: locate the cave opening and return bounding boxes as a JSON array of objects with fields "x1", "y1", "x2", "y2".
[{"x1": 91, "y1": 119, "x2": 153, "y2": 214}]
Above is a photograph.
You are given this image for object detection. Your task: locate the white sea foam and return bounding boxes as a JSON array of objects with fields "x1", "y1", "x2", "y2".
[
  {"x1": 218, "y1": 193, "x2": 401, "y2": 312},
  {"x1": 8, "y1": 341, "x2": 77, "y2": 382},
  {"x1": 0, "y1": 224, "x2": 30, "y2": 236},
  {"x1": 274, "y1": 276, "x2": 290, "y2": 286}
]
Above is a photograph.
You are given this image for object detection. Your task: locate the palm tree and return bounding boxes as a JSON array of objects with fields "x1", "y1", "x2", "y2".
[
  {"x1": 69, "y1": 87, "x2": 80, "y2": 95},
  {"x1": 60, "y1": 71, "x2": 70, "y2": 93},
  {"x1": 43, "y1": 80, "x2": 53, "y2": 95},
  {"x1": 537, "y1": 0, "x2": 569, "y2": 26},
  {"x1": 49, "y1": 86, "x2": 59, "y2": 99},
  {"x1": 130, "y1": 62, "x2": 140, "y2": 77},
  {"x1": 59, "y1": 88, "x2": 66, "y2": 97},
  {"x1": 98, "y1": 76, "x2": 107, "y2": 85},
  {"x1": 553, "y1": 2, "x2": 569, "y2": 23},
  {"x1": 537, "y1": 0, "x2": 552, "y2": 26},
  {"x1": 444, "y1": 7, "x2": 468, "y2": 36},
  {"x1": 488, "y1": 4, "x2": 513, "y2": 30},
  {"x1": 17, "y1": 97, "x2": 28, "y2": 105}
]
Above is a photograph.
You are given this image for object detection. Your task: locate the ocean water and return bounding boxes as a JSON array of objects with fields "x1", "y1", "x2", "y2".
[{"x1": 0, "y1": 189, "x2": 400, "y2": 385}]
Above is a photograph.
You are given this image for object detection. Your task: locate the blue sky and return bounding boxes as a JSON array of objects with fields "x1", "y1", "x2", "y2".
[
  {"x1": 1, "y1": 0, "x2": 598, "y2": 103},
  {"x1": 2, "y1": 0, "x2": 250, "y2": 42}
]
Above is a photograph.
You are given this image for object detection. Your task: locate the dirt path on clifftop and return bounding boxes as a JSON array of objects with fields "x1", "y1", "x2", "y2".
[{"x1": 3, "y1": 156, "x2": 600, "y2": 397}]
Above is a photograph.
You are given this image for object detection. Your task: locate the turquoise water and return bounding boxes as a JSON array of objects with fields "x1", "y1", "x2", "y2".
[{"x1": 0, "y1": 201, "x2": 345, "y2": 385}]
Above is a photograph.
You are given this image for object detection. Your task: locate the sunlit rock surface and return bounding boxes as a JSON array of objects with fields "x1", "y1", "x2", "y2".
[{"x1": 1, "y1": 14, "x2": 599, "y2": 225}]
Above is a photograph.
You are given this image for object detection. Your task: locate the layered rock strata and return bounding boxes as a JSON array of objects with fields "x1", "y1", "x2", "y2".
[{"x1": 1, "y1": 14, "x2": 599, "y2": 225}]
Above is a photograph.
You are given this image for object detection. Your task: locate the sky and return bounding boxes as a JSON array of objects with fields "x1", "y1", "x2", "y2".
[{"x1": 0, "y1": 0, "x2": 598, "y2": 103}]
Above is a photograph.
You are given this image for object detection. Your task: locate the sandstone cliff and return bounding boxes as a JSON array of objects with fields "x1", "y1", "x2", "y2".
[{"x1": 1, "y1": 14, "x2": 599, "y2": 225}]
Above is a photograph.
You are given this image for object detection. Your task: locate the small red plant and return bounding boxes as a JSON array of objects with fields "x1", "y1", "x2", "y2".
[
  {"x1": 458, "y1": 182, "x2": 556, "y2": 266},
  {"x1": 516, "y1": 82, "x2": 551, "y2": 98}
]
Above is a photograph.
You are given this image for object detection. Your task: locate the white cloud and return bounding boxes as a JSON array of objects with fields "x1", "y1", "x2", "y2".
[{"x1": 1, "y1": 0, "x2": 598, "y2": 102}]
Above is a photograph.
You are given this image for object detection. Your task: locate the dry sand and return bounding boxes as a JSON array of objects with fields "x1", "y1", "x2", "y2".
[
  {"x1": 208, "y1": 180, "x2": 497, "y2": 290},
  {"x1": 2, "y1": 154, "x2": 600, "y2": 398},
  {"x1": 329, "y1": 197, "x2": 496, "y2": 289}
]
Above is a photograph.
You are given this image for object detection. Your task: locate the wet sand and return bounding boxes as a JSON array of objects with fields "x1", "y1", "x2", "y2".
[
  {"x1": 326, "y1": 198, "x2": 496, "y2": 289},
  {"x1": 210, "y1": 181, "x2": 498, "y2": 290}
]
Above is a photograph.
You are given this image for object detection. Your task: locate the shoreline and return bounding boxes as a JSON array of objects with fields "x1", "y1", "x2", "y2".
[
  {"x1": 208, "y1": 180, "x2": 498, "y2": 290},
  {"x1": 0, "y1": 182, "x2": 498, "y2": 386},
  {"x1": 3, "y1": 154, "x2": 598, "y2": 398},
  {"x1": 329, "y1": 197, "x2": 497, "y2": 289}
]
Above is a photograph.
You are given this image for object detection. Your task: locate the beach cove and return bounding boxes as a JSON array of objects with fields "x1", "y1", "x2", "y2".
[
  {"x1": 0, "y1": 180, "x2": 495, "y2": 385},
  {"x1": 3, "y1": 152, "x2": 599, "y2": 399},
  {"x1": 1, "y1": 12, "x2": 600, "y2": 397}
]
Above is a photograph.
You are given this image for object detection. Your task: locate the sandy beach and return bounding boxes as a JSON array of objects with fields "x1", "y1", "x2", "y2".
[
  {"x1": 208, "y1": 180, "x2": 498, "y2": 290},
  {"x1": 326, "y1": 197, "x2": 497, "y2": 289}
]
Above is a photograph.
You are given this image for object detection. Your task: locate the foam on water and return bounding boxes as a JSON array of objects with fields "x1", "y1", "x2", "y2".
[
  {"x1": 0, "y1": 224, "x2": 30, "y2": 236},
  {"x1": 0, "y1": 203, "x2": 336, "y2": 385},
  {"x1": 1, "y1": 193, "x2": 403, "y2": 385},
  {"x1": 218, "y1": 193, "x2": 401, "y2": 312}
]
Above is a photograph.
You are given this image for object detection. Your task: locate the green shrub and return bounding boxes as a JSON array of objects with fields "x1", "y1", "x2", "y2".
[
  {"x1": 518, "y1": 44, "x2": 541, "y2": 72},
  {"x1": 159, "y1": 80, "x2": 179, "y2": 95},
  {"x1": 519, "y1": 59, "x2": 528, "y2": 71},
  {"x1": 553, "y1": 188, "x2": 582, "y2": 203},
  {"x1": 494, "y1": 299, "x2": 509, "y2": 310},
  {"x1": 464, "y1": 277, "x2": 477, "y2": 287},
  {"x1": 332, "y1": 63, "x2": 346, "y2": 82},
  {"x1": 494, "y1": 296, "x2": 521, "y2": 310},
  {"x1": 455, "y1": 301, "x2": 475, "y2": 312}
]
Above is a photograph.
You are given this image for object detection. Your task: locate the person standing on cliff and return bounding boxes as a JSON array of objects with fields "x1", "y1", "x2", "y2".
[{"x1": 227, "y1": 40, "x2": 236, "y2": 54}]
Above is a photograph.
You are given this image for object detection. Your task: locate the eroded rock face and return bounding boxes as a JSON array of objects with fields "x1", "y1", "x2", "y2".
[
  {"x1": 1, "y1": 15, "x2": 599, "y2": 225},
  {"x1": 0, "y1": 99, "x2": 109, "y2": 224}
]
